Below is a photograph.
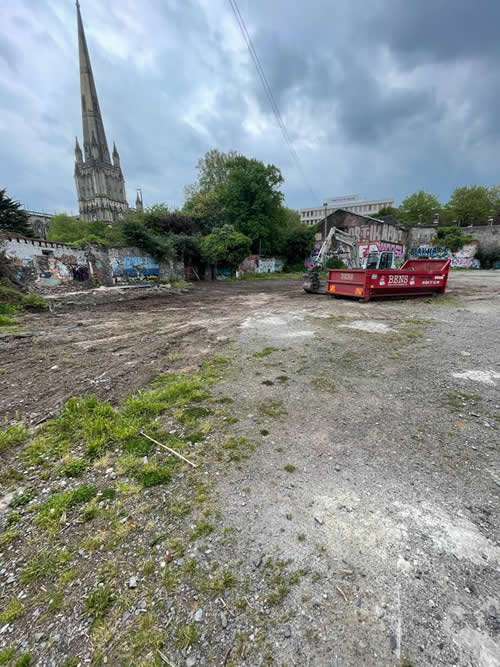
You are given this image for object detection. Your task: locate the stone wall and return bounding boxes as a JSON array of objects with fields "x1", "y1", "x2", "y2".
[
  {"x1": 1, "y1": 234, "x2": 184, "y2": 288},
  {"x1": 2, "y1": 236, "x2": 89, "y2": 287},
  {"x1": 408, "y1": 225, "x2": 500, "y2": 252}
]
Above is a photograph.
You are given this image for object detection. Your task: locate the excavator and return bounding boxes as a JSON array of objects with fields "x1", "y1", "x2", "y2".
[{"x1": 303, "y1": 227, "x2": 395, "y2": 294}]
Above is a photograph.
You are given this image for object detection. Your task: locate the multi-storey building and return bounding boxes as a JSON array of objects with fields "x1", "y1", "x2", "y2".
[{"x1": 300, "y1": 195, "x2": 395, "y2": 226}]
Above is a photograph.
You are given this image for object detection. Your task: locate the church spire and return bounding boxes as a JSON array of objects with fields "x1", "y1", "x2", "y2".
[{"x1": 76, "y1": 1, "x2": 111, "y2": 164}]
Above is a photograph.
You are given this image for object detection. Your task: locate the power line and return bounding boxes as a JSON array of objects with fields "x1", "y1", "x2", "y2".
[{"x1": 227, "y1": 0, "x2": 318, "y2": 201}]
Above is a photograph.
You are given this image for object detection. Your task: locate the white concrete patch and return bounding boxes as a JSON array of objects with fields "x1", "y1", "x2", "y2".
[
  {"x1": 396, "y1": 502, "x2": 499, "y2": 566},
  {"x1": 454, "y1": 627, "x2": 500, "y2": 667},
  {"x1": 339, "y1": 320, "x2": 393, "y2": 334},
  {"x1": 452, "y1": 370, "x2": 500, "y2": 386}
]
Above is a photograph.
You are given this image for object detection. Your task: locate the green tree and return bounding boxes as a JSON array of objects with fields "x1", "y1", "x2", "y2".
[
  {"x1": 121, "y1": 220, "x2": 174, "y2": 260},
  {"x1": 218, "y1": 155, "x2": 285, "y2": 254},
  {"x1": 0, "y1": 189, "x2": 31, "y2": 235},
  {"x1": 47, "y1": 214, "x2": 87, "y2": 243},
  {"x1": 433, "y1": 226, "x2": 474, "y2": 252},
  {"x1": 445, "y1": 185, "x2": 494, "y2": 226},
  {"x1": 183, "y1": 190, "x2": 224, "y2": 235},
  {"x1": 282, "y1": 207, "x2": 301, "y2": 227},
  {"x1": 193, "y1": 149, "x2": 240, "y2": 193},
  {"x1": 398, "y1": 190, "x2": 441, "y2": 225},
  {"x1": 200, "y1": 225, "x2": 251, "y2": 273},
  {"x1": 47, "y1": 214, "x2": 123, "y2": 246},
  {"x1": 282, "y1": 225, "x2": 316, "y2": 266},
  {"x1": 489, "y1": 185, "x2": 500, "y2": 216},
  {"x1": 372, "y1": 206, "x2": 399, "y2": 218}
]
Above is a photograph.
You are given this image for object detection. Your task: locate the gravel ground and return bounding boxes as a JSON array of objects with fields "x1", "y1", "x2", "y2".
[{"x1": 0, "y1": 271, "x2": 499, "y2": 666}]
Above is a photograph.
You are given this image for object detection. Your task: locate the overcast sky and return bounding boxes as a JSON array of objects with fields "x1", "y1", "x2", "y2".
[{"x1": 1, "y1": 0, "x2": 499, "y2": 214}]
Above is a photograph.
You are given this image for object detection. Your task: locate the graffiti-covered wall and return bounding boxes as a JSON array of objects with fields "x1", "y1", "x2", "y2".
[
  {"x1": 238, "y1": 255, "x2": 284, "y2": 275},
  {"x1": 409, "y1": 243, "x2": 480, "y2": 268},
  {"x1": 1, "y1": 235, "x2": 184, "y2": 288},
  {"x1": 357, "y1": 241, "x2": 405, "y2": 262},
  {"x1": 2, "y1": 236, "x2": 90, "y2": 286}
]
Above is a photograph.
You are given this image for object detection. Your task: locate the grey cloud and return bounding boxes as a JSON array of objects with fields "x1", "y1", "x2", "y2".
[
  {"x1": 0, "y1": 0, "x2": 498, "y2": 215},
  {"x1": 0, "y1": 36, "x2": 20, "y2": 72}
]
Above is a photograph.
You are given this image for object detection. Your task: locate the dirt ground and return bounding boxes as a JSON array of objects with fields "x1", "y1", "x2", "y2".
[{"x1": 1, "y1": 271, "x2": 499, "y2": 666}]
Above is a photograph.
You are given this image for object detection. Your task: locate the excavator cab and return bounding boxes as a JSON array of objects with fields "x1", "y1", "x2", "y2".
[{"x1": 364, "y1": 251, "x2": 395, "y2": 270}]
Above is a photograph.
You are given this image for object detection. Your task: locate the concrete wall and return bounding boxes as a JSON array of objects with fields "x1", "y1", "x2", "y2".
[
  {"x1": 239, "y1": 255, "x2": 284, "y2": 274},
  {"x1": 408, "y1": 225, "x2": 500, "y2": 252},
  {"x1": 409, "y1": 242, "x2": 480, "y2": 268},
  {"x1": 2, "y1": 236, "x2": 89, "y2": 287},
  {"x1": 1, "y1": 234, "x2": 183, "y2": 288}
]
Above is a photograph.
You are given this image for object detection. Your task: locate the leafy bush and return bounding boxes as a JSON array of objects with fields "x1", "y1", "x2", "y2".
[
  {"x1": 326, "y1": 257, "x2": 346, "y2": 269},
  {"x1": 476, "y1": 248, "x2": 500, "y2": 269},
  {"x1": 433, "y1": 226, "x2": 474, "y2": 252}
]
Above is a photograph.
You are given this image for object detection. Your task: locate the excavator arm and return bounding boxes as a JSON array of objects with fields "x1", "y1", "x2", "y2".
[{"x1": 304, "y1": 227, "x2": 359, "y2": 293}]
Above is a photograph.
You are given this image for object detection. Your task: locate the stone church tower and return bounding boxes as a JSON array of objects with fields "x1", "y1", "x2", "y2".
[{"x1": 74, "y1": 1, "x2": 129, "y2": 222}]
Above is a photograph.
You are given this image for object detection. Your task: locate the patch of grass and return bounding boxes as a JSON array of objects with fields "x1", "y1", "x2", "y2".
[
  {"x1": 200, "y1": 569, "x2": 237, "y2": 593},
  {"x1": 297, "y1": 533, "x2": 306, "y2": 542},
  {"x1": 163, "y1": 566, "x2": 180, "y2": 590},
  {"x1": 284, "y1": 464, "x2": 296, "y2": 473},
  {"x1": 220, "y1": 435, "x2": 251, "y2": 462},
  {"x1": 276, "y1": 375, "x2": 289, "y2": 383},
  {"x1": 0, "y1": 529, "x2": 19, "y2": 548},
  {"x1": 176, "y1": 406, "x2": 212, "y2": 424},
  {"x1": 122, "y1": 436, "x2": 153, "y2": 456},
  {"x1": 0, "y1": 421, "x2": 27, "y2": 452},
  {"x1": 311, "y1": 377, "x2": 336, "y2": 393},
  {"x1": 135, "y1": 462, "x2": 173, "y2": 488},
  {"x1": 190, "y1": 521, "x2": 213, "y2": 539},
  {"x1": 119, "y1": 613, "x2": 163, "y2": 663},
  {"x1": 14, "y1": 653, "x2": 33, "y2": 667},
  {"x1": 254, "y1": 346, "x2": 279, "y2": 358},
  {"x1": 0, "y1": 597, "x2": 25, "y2": 624},
  {"x1": 85, "y1": 585, "x2": 115, "y2": 622},
  {"x1": 9, "y1": 488, "x2": 35, "y2": 508},
  {"x1": 61, "y1": 658, "x2": 80, "y2": 667},
  {"x1": 0, "y1": 314, "x2": 17, "y2": 327},
  {"x1": 266, "y1": 579, "x2": 290, "y2": 606},
  {"x1": 445, "y1": 391, "x2": 482, "y2": 409},
  {"x1": 0, "y1": 467, "x2": 24, "y2": 486},
  {"x1": 260, "y1": 429, "x2": 270, "y2": 436},
  {"x1": 59, "y1": 458, "x2": 87, "y2": 478},
  {"x1": 171, "y1": 500, "x2": 191, "y2": 517},
  {"x1": 6, "y1": 511, "x2": 22, "y2": 526},
  {"x1": 37, "y1": 484, "x2": 98, "y2": 530},
  {"x1": 175, "y1": 623, "x2": 198, "y2": 649},
  {"x1": 217, "y1": 397, "x2": 234, "y2": 404},
  {"x1": 261, "y1": 380, "x2": 274, "y2": 386},
  {"x1": 21, "y1": 547, "x2": 71, "y2": 583},
  {"x1": 0, "y1": 648, "x2": 16, "y2": 665},
  {"x1": 258, "y1": 399, "x2": 287, "y2": 418}
]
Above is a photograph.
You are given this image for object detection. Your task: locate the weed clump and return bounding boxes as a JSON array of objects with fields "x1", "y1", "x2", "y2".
[
  {"x1": 176, "y1": 623, "x2": 198, "y2": 649},
  {"x1": 311, "y1": 377, "x2": 336, "y2": 393},
  {"x1": 21, "y1": 548, "x2": 70, "y2": 583},
  {"x1": 59, "y1": 459, "x2": 86, "y2": 478},
  {"x1": 0, "y1": 597, "x2": 24, "y2": 624},
  {"x1": 38, "y1": 484, "x2": 98, "y2": 530},
  {"x1": 254, "y1": 346, "x2": 279, "y2": 358},
  {"x1": 84, "y1": 585, "x2": 115, "y2": 622},
  {"x1": 135, "y1": 463, "x2": 173, "y2": 488},
  {"x1": 0, "y1": 422, "x2": 27, "y2": 452},
  {"x1": 258, "y1": 400, "x2": 287, "y2": 418}
]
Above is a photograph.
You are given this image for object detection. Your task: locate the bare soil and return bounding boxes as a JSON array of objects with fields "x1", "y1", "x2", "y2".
[{"x1": 0, "y1": 271, "x2": 499, "y2": 666}]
